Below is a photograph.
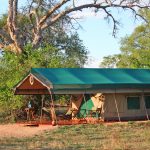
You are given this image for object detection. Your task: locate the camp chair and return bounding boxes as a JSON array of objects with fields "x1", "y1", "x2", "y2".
[
  {"x1": 25, "y1": 107, "x2": 35, "y2": 121},
  {"x1": 64, "y1": 108, "x2": 72, "y2": 119},
  {"x1": 90, "y1": 106, "x2": 102, "y2": 119},
  {"x1": 65, "y1": 108, "x2": 78, "y2": 119},
  {"x1": 41, "y1": 107, "x2": 51, "y2": 119},
  {"x1": 78, "y1": 109, "x2": 87, "y2": 119},
  {"x1": 42, "y1": 107, "x2": 50, "y2": 113}
]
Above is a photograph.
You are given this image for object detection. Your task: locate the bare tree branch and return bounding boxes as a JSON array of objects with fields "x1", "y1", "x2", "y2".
[
  {"x1": 39, "y1": 0, "x2": 70, "y2": 26},
  {"x1": 41, "y1": 1, "x2": 150, "y2": 30},
  {"x1": 2, "y1": 0, "x2": 150, "y2": 54},
  {"x1": 13, "y1": 0, "x2": 18, "y2": 27},
  {"x1": 103, "y1": 8, "x2": 120, "y2": 36},
  {"x1": 41, "y1": 3, "x2": 105, "y2": 29},
  {"x1": 29, "y1": 9, "x2": 40, "y2": 30}
]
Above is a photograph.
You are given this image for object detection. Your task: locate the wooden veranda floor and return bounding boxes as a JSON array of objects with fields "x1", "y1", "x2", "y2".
[{"x1": 17, "y1": 118, "x2": 104, "y2": 126}]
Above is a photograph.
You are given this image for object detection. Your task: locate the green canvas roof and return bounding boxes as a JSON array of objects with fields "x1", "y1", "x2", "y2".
[{"x1": 29, "y1": 68, "x2": 150, "y2": 94}]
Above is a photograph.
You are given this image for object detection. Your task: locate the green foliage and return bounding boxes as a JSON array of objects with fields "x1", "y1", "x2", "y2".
[
  {"x1": 41, "y1": 30, "x2": 88, "y2": 67},
  {"x1": 100, "y1": 54, "x2": 121, "y2": 68},
  {"x1": 100, "y1": 9, "x2": 150, "y2": 68},
  {"x1": 0, "y1": 53, "x2": 24, "y2": 113}
]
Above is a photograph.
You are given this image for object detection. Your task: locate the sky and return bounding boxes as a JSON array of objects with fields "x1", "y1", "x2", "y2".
[{"x1": 0, "y1": 0, "x2": 141, "y2": 68}]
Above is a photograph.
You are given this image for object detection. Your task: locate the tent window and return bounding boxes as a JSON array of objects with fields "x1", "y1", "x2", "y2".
[
  {"x1": 144, "y1": 96, "x2": 150, "y2": 109},
  {"x1": 127, "y1": 96, "x2": 140, "y2": 110}
]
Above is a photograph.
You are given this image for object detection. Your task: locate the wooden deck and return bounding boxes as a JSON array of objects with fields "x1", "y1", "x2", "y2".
[{"x1": 17, "y1": 117, "x2": 104, "y2": 126}]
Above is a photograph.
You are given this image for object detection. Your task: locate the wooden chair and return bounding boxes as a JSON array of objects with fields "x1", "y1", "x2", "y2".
[
  {"x1": 89, "y1": 106, "x2": 102, "y2": 119},
  {"x1": 25, "y1": 107, "x2": 35, "y2": 121}
]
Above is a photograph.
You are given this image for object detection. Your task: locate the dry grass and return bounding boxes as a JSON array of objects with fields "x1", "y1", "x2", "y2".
[{"x1": 1, "y1": 121, "x2": 150, "y2": 150}]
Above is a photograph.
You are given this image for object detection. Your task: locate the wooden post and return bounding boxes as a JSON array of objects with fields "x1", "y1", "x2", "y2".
[
  {"x1": 142, "y1": 92, "x2": 149, "y2": 120},
  {"x1": 69, "y1": 95, "x2": 72, "y2": 108},
  {"x1": 69, "y1": 95, "x2": 73, "y2": 118},
  {"x1": 40, "y1": 95, "x2": 45, "y2": 123},
  {"x1": 48, "y1": 89, "x2": 57, "y2": 125},
  {"x1": 113, "y1": 93, "x2": 121, "y2": 122},
  {"x1": 51, "y1": 93, "x2": 57, "y2": 126}
]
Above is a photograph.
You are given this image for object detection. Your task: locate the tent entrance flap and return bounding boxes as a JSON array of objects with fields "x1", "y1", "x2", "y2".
[{"x1": 77, "y1": 94, "x2": 94, "y2": 118}]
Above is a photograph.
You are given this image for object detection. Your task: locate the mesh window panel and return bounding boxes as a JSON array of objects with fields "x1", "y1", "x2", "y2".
[
  {"x1": 145, "y1": 96, "x2": 150, "y2": 109},
  {"x1": 127, "y1": 96, "x2": 140, "y2": 110}
]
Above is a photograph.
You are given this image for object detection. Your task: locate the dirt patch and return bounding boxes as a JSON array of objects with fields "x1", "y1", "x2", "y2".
[{"x1": 0, "y1": 124, "x2": 57, "y2": 138}]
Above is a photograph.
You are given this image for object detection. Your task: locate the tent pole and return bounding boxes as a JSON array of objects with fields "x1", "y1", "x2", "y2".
[
  {"x1": 40, "y1": 95, "x2": 45, "y2": 123},
  {"x1": 48, "y1": 89, "x2": 57, "y2": 125},
  {"x1": 113, "y1": 92, "x2": 121, "y2": 122},
  {"x1": 68, "y1": 95, "x2": 73, "y2": 119},
  {"x1": 69, "y1": 95, "x2": 73, "y2": 118},
  {"x1": 83, "y1": 93, "x2": 87, "y2": 117},
  {"x1": 103, "y1": 97, "x2": 107, "y2": 121},
  {"x1": 69, "y1": 95, "x2": 72, "y2": 108},
  {"x1": 142, "y1": 91, "x2": 149, "y2": 121}
]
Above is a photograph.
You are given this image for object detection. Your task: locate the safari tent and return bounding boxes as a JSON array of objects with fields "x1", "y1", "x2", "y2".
[{"x1": 14, "y1": 68, "x2": 150, "y2": 122}]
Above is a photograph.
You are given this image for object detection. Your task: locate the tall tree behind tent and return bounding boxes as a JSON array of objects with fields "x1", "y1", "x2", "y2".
[{"x1": 100, "y1": 9, "x2": 150, "y2": 68}]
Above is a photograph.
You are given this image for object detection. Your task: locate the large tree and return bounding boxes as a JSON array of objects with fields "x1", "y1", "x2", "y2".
[
  {"x1": 100, "y1": 9, "x2": 150, "y2": 68},
  {"x1": 0, "y1": 13, "x2": 88, "y2": 67},
  {"x1": 0, "y1": 0, "x2": 150, "y2": 54}
]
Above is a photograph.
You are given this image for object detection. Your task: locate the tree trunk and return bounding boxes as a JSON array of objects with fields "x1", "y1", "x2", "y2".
[{"x1": 7, "y1": 0, "x2": 23, "y2": 54}]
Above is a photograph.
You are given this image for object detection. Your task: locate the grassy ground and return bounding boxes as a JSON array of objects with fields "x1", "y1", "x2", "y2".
[{"x1": 1, "y1": 121, "x2": 150, "y2": 150}]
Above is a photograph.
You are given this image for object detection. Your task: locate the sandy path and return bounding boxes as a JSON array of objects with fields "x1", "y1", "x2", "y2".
[{"x1": 0, "y1": 124, "x2": 57, "y2": 138}]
